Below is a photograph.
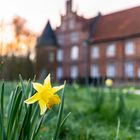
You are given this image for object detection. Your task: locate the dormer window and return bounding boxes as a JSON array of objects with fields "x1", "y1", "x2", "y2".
[
  {"x1": 125, "y1": 40, "x2": 135, "y2": 55},
  {"x1": 106, "y1": 44, "x2": 116, "y2": 57}
]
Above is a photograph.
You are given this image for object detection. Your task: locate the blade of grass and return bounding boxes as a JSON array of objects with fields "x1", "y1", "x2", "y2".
[
  {"x1": 0, "y1": 81, "x2": 6, "y2": 140},
  {"x1": 60, "y1": 112, "x2": 71, "y2": 128},
  {"x1": 115, "y1": 117, "x2": 120, "y2": 140},
  {"x1": 33, "y1": 114, "x2": 45, "y2": 140},
  {"x1": 18, "y1": 104, "x2": 32, "y2": 140},
  {"x1": 0, "y1": 81, "x2": 4, "y2": 116}
]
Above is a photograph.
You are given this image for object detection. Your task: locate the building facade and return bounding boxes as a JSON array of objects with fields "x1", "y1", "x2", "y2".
[{"x1": 36, "y1": 0, "x2": 140, "y2": 82}]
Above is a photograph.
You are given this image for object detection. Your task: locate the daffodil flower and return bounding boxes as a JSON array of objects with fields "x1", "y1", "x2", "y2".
[
  {"x1": 105, "y1": 79, "x2": 113, "y2": 87},
  {"x1": 24, "y1": 74, "x2": 64, "y2": 115}
]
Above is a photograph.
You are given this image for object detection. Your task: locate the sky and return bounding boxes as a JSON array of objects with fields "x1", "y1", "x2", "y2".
[{"x1": 0, "y1": 0, "x2": 140, "y2": 33}]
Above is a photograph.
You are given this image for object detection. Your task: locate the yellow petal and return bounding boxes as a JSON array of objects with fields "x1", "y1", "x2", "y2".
[
  {"x1": 44, "y1": 74, "x2": 52, "y2": 88},
  {"x1": 52, "y1": 85, "x2": 64, "y2": 94},
  {"x1": 32, "y1": 82, "x2": 43, "y2": 92},
  {"x1": 24, "y1": 93, "x2": 40, "y2": 104},
  {"x1": 47, "y1": 94, "x2": 61, "y2": 109},
  {"x1": 39, "y1": 99, "x2": 47, "y2": 115}
]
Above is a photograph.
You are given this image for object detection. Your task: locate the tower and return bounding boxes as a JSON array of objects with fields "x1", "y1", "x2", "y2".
[
  {"x1": 36, "y1": 21, "x2": 58, "y2": 80},
  {"x1": 66, "y1": 0, "x2": 72, "y2": 14}
]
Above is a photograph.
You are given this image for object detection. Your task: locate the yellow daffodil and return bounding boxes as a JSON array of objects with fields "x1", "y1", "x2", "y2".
[
  {"x1": 24, "y1": 74, "x2": 64, "y2": 115},
  {"x1": 105, "y1": 79, "x2": 113, "y2": 87}
]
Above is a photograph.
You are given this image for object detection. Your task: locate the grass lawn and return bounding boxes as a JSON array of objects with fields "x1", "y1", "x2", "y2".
[{"x1": 1, "y1": 82, "x2": 140, "y2": 140}]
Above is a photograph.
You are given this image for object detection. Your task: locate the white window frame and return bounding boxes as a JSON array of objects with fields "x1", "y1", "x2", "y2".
[
  {"x1": 125, "y1": 62, "x2": 134, "y2": 77},
  {"x1": 125, "y1": 40, "x2": 135, "y2": 55},
  {"x1": 71, "y1": 65, "x2": 78, "y2": 79},
  {"x1": 106, "y1": 44, "x2": 116, "y2": 57},
  {"x1": 71, "y1": 46, "x2": 79, "y2": 60},
  {"x1": 57, "y1": 49, "x2": 63, "y2": 62},
  {"x1": 106, "y1": 63, "x2": 116, "y2": 77},
  {"x1": 91, "y1": 46, "x2": 99, "y2": 59},
  {"x1": 90, "y1": 64, "x2": 100, "y2": 78}
]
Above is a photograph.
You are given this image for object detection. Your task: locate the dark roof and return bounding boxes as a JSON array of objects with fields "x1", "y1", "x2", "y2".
[
  {"x1": 36, "y1": 21, "x2": 57, "y2": 47},
  {"x1": 91, "y1": 6, "x2": 140, "y2": 43}
]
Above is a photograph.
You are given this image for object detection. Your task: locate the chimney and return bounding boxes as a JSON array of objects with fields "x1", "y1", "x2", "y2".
[{"x1": 66, "y1": 0, "x2": 72, "y2": 14}]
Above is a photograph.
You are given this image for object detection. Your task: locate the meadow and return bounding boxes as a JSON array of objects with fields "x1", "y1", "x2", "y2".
[{"x1": 1, "y1": 81, "x2": 140, "y2": 140}]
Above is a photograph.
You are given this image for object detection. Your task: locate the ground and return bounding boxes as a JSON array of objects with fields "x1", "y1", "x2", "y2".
[{"x1": 2, "y1": 82, "x2": 140, "y2": 140}]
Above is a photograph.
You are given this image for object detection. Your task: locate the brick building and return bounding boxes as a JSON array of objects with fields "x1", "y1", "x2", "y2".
[{"x1": 36, "y1": 0, "x2": 140, "y2": 82}]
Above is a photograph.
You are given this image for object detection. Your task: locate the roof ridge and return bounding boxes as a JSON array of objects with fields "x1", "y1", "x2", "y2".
[{"x1": 102, "y1": 5, "x2": 140, "y2": 18}]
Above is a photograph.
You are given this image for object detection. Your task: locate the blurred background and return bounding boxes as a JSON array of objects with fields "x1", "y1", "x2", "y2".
[{"x1": 0, "y1": 0, "x2": 140, "y2": 84}]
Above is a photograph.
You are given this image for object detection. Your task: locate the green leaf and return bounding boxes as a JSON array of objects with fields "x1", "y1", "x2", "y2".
[
  {"x1": 7, "y1": 89, "x2": 22, "y2": 139},
  {"x1": 115, "y1": 118, "x2": 120, "y2": 140},
  {"x1": 0, "y1": 81, "x2": 6, "y2": 140},
  {"x1": 60, "y1": 112, "x2": 71, "y2": 128},
  {"x1": 53, "y1": 81, "x2": 66, "y2": 140}
]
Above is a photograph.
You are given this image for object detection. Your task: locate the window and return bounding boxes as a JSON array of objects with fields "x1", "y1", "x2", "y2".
[
  {"x1": 138, "y1": 68, "x2": 140, "y2": 78},
  {"x1": 91, "y1": 46, "x2": 99, "y2": 59},
  {"x1": 39, "y1": 69, "x2": 47, "y2": 79},
  {"x1": 90, "y1": 64, "x2": 100, "y2": 78},
  {"x1": 125, "y1": 62, "x2": 134, "y2": 77},
  {"x1": 57, "y1": 67, "x2": 63, "y2": 79},
  {"x1": 70, "y1": 32, "x2": 79, "y2": 43},
  {"x1": 49, "y1": 52, "x2": 54, "y2": 62},
  {"x1": 106, "y1": 44, "x2": 116, "y2": 57},
  {"x1": 106, "y1": 64, "x2": 116, "y2": 77},
  {"x1": 57, "y1": 49, "x2": 63, "y2": 62},
  {"x1": 69, "y1": 19, "x2": 74, "y2": 29},
  {"x1": 71, "y1": 65, "x2": 78, "y2": 79},
  {"x1": 125, "y1": 41, "x2": 135, "y2": 55},
  {"x1": 61, "y1": 22, "x2": 66, "y2": 31},
  {"x1": 71, "y1": 46, "x2": 79, "y2": 60},
  {"x1": 57, "y1": 35, "x2": 64, "y2": 45}
]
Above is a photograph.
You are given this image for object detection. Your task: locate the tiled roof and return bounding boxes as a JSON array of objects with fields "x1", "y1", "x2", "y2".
[
  {"x1": 92, "y1": 6, "x2": 140, "y2": 43},
  {"x1": 36, "y1": 21, "x2": 57, "y2": 47}
]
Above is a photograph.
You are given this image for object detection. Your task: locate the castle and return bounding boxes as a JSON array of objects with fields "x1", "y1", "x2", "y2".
[{"x1": 36, "y1": 0, "x2": 140, "y2": 83}]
